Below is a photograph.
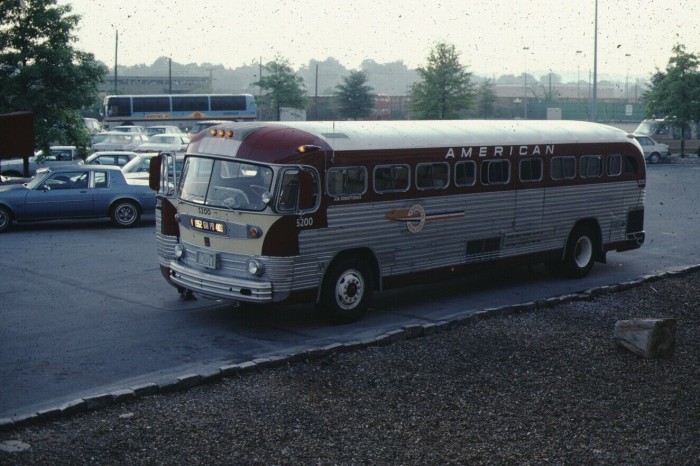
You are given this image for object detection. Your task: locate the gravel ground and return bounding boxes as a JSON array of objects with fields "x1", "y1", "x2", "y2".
[{"x1": 1, "y1": 270, "x2": 699, "y2": 465}]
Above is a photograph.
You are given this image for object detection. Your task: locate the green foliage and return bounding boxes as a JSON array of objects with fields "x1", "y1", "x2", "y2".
[
  {"x1": 644, "y1": 44, "x2": 700, "y2": 143},
  {"x1": 409, "y1": 43, "x2": 475, "y2": 119},
  {"x1": 0, "y1": 0, "x2": 107, "y2": 157},
  {"x1": 475, "y1": 79, "x2": 497, "y2": 118},
  {"x1": 335, "y1": 71, "x2": 376, "y2": 120},
  {"x1": 252, "y1": 56, "x2": 306, "y2": 120}
]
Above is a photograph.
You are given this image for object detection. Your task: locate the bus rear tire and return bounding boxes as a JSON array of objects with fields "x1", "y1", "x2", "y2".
[
  {"x1": 320, "y1": 256, "x2": 373, "y2": 324},
  {"x1": 561, "y1": 225, "x2": 596, "y2": 279}
]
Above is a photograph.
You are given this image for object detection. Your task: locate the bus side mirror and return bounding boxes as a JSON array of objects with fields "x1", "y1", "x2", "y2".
[
  {"x1": 298, "y1": 170, "x2": 316, "y2": 211},
  {"x1": 149, "y1": 154, "x2": 162, "y2": 191}
]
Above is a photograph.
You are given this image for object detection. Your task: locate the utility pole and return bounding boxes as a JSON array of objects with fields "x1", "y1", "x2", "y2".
[
  {"x1": 114, "y1": 30, "x2": 118, "y2": 94},
  {"x1": 168, "y1": 58, "x2": 172, "y2": 94},
  {"x1": 592, "y1": 0, "x2": 598, "y2": 121}
]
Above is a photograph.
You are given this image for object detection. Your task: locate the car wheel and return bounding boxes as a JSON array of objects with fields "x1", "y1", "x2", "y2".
[
  {"x1": 649, "y1": 152, "x2": 660, "y2": 164},
  {"x1": 320, "y1": 256, "x2": 373, "y2": 324},
  {"x1": 561, "y1": 224, "x2": 597, "y2": 279},
  {"x1": 110, "y1": 200, "x2": 141, "y2": 228},
  {"x1": 0, "y1": 206, "x2": 13, "y2": 233}
]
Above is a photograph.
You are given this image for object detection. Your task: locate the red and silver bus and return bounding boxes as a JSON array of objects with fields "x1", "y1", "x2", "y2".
[{"x1": 150, "y1": 120, "x2": 646, "y2": 323}]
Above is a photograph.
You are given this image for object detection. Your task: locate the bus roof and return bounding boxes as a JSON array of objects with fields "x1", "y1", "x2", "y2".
[{"x1": 273, "y1": 120, "x2": 632, "y2": 152}]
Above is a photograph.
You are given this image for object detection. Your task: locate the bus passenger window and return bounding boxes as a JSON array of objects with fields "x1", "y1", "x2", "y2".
[
  {"x1": 580, "y1": 155, "x2": 603, "y2": 178},
  {"x1": 519, "y1": 158, "x2": 543, "y2": 182},
  {"x1": 416, "y1": 162, "x2": 449, "y2": 189},
  {"x1": 455, "y1": 161, "x2": 476, "y2": 187},
  {"x1": 480, "y1": 160, "x2": 510, "y2": 185},
  {"x1": 374, "y1": 165, "x2": 409, "y2": 193},
  {"x1": 551, "y1": 156, "x2": 576, "y2": 180},
  {"x1": 327, "y1": 167, "x2": 367, "y2": 197},
  {"x1": 624, "y1": 156, "x2": 639, "y2": 174},
  {"x1": 607, "y1": 154, "x2": 622, "y2": 176}
]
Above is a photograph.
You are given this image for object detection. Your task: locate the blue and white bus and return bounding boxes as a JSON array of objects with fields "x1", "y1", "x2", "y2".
[{"x1": 102, "y1": 94, "x2": 257, "y2": 130}]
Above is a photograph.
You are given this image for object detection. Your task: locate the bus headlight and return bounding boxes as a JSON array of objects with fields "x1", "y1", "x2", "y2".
[
  {"x1": 174, "y1": 243, "x2": 185, "y2": 259},
  {"x1": 247, "y1": 259, "x2": 265, "y2": 277}
]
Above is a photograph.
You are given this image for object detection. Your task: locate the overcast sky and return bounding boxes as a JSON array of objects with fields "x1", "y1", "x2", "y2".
[{"x1": 59, "y1": 0, "x2": 699, "y2": 81}]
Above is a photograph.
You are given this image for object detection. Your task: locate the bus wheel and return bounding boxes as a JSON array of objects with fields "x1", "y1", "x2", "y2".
[
  {"x1": 320, "y1": 257, "x2": 373, "y2": 324},
  {"x1": 561, "y1": 225, "x2": 596, "y2": 279}
]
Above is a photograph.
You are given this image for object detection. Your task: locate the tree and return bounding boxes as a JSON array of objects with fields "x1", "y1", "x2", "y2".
[
  {"x1": 475, "y1": 79, "x2": 497, "y2": 118},
  {"x1": 0, "y1": 0, "x2": 107, "y2": 157},
  {"x1": 252, "y1": 56, "x2": 307, "y2": 121},
  {"x1": 644, "y1": 44, "x2": 700, "y2": 155},
  {"x1": 335, "y1": 71, "x2": 376, "y2": 120},
  {"x1": 409, "y1": 43, "x2": 475, "y2": 119}
]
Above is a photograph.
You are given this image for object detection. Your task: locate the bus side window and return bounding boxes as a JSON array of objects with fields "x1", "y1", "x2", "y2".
[
  {"x1": 327, "y1": 167, "x2": 366, "y2": 197},
  {"x1": 580, "y1": 155, "x2": 603, "y2": 178},
  {"x1": 455, "y1": 161, "x2": 476, "y2": 187},
  {"x1": 624, "y1": 156, "x2": 639, "y2": 174},
  {"x1": 480, "y1": 160, "x2": 510, "y2": 185},
  {"x1": 551, "y1": 156, "x2": 576, "y2": 180},
  {"x1": 607, "y1": 154, "x2": 622, "y2": 176},
  {"x1": 519, "y1": 158, "x2": 543, "y2": 182},
  {"x1": 416, "y1": 162, "x2": 449, "y2": 190},
  {"x1": 374, "y1": 164, "x2": 410, "y2": 193},
  {"x1": 277, "y1": 172, "x2": 300, "y2": 212},
  {"x1": 277, "y1": 168, "x2": 319, "y2": 212}
]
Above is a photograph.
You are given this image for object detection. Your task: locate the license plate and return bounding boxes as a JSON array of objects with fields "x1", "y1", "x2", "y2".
[{"x1": 196, "y1": 251, "x2": 217, "y2": 269}]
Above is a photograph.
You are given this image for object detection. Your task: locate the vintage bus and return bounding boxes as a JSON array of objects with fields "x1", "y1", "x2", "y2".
[
  {"x1": 150, "y1": 120, "x2": 646, "y2": 323},
  {"x1": 102, "y1": 94, "x2": 256, "y2": 130}
]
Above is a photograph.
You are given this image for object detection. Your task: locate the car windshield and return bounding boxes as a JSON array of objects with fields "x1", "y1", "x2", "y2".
[
  {"x1": 25, "y1": 170, "x2": 52, "y2": 189},
  {"x1": 122, "y1": 155, "x2": 155, "y2": 173},
  {"x1": 146, "y1": 128, "x2": 165, "y2": 136},
  {"x1": 179, "y1": 157, "x2": 273, "y2": 211}
]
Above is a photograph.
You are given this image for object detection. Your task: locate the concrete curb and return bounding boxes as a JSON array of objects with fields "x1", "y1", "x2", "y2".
[{"x1": 3, "y1": 263, "x2": 700, "y2": 431}]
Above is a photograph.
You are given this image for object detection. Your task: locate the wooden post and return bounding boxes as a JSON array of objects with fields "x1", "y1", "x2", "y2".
[{"x1": 614, "y1": 318, "x2": 676, "y2": 359}]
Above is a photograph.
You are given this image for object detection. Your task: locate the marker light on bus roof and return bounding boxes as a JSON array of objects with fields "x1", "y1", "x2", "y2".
[{"x1": 297, "y1": 144, "x2": 321, "y2": 154}]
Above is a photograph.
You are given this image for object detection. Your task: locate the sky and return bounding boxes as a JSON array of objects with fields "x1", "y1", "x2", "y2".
[{"x1": 59, "y1": 0, "x2": 699, "y2": 82}]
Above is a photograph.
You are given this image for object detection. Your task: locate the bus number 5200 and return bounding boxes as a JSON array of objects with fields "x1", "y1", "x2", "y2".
[{"x1": 297, "y1": 217, "x2": 313, "y2": 228}]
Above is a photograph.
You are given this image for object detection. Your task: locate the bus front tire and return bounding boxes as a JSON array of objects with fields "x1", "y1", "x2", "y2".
[{"x1": 320, "y1": 257, "x2": 373, "y2": 324}]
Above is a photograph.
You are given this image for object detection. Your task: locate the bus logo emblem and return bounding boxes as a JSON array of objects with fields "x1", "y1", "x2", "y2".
[{"x1": 385, "y1": 204, "x2": 464, "y2": 234}]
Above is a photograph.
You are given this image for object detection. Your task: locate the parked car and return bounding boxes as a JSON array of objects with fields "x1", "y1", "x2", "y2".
[
  {"x1": 83, "y1": 118, "x2": 102, "y2": 134},
  {"x1": 83, "y1": 151, "x2": 139, "y2": 167},
  {"x1": 92, "y1": 133, "x2": 149, "y2": 152},
  {"x1": 633, "y1": 134, "x2": 671, "y2": 164},
  {"x1": 145, "y1": 125, "x2": 182, "y2": 137},
  {"x1": 122, "y1": 152, "x2": 183, "y2": 181},
  {"x1": 111, "y1": 125, "x2": 147, "y2": 134},
  {"x1": 186, "y1": 120, "x2": 227, "y2": 137},
  {"x1": 0, "y1": 146, "x2": 81, "y2": 177},
  {"x1": 135, "y1": 134, "x2": 190, "y2": 153},
  {"x1": 0, "y1": 165, "x2": 156, "y2": 232}
]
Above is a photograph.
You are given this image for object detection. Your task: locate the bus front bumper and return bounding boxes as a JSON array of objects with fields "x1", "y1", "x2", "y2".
[{"x1": 169, "y1": 261, "x2": 273, "y2": 302}]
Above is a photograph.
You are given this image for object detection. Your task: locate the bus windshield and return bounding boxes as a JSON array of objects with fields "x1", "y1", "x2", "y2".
[{"x1": 179, "y1": 157, "x2": 273, "y2": 211}]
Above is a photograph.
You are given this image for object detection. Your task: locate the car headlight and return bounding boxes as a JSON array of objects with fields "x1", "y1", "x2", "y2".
[
  {"x1": 247, "y1": 259, "x2": 265, "y2": 277},
  {"x1": 174, "y1": 243, "x2": 185, "y2": 259}
]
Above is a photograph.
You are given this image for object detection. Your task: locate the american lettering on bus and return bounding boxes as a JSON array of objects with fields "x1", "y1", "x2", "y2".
[{"x1": 445, "y1": 144, "x2": 555, "y2": 159}]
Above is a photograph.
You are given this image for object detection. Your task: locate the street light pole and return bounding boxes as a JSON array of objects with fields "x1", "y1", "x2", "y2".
[
  {"x1": 592, "y1": 0, "x2": 598, "y2": 121},
  {"x1": 523, "y1": 46, "x2": 529, "y2": 119}
]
